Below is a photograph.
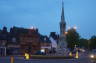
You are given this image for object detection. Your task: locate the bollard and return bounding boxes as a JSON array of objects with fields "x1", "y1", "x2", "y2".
[
  {"x1": 10, "y1": 56, "x2": 14, "y2": 63},
  {"x1": 75, "y1": 51, "x2": 79, "y2": 59},
  {"x1": 69, "y1": 52, "x2": 72, "y2": 57},
  {"x1": 25, "y1": 53, "x2": 30, "y2": 60}
]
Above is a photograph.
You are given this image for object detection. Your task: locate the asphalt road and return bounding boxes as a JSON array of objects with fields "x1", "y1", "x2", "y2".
[{"x1": 0, "y1": 56, "x2": 92, "y2": 63}]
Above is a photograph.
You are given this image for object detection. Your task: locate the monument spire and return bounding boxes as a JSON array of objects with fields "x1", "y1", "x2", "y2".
[
  {"x1": 56, "y1": 0, "x2": 68, "y2": 56},
  {"x1": 61, "y1": 0, "x2": 65, "y2": 23},
  {"x1": 60, "y1": 0, "x2": 66, "y2": 36}
]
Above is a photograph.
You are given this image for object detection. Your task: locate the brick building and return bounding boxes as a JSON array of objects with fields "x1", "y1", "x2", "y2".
[
  {"x1": 0, "y1": 26, "x2": 52, "y2": 56},
  {"x1": 20, "y1": 28, "x2": 41, "y2": 55}
]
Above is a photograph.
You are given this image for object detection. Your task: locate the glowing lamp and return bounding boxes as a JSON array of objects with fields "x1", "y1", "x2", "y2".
[
  {"x1": 41, "y1": 49, "x2": 45, "y2": 53},
  {"x1": 90, "y1": 54, "x2": 95, "y2": 59}
]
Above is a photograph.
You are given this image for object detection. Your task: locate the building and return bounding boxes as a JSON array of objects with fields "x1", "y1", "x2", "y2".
[
  {"x1": 20, "y1": 28, "x2": 41, "y2": 55},
  {"x1": 0, "y1": 26, "x2": 51, "y2": 55},
  {"x1": 49, "y1": 32, "x2": 59, "y2": 53},
  {"x1": 0, "y1": 27, "x2": 8, "y2": 56},
  {"x1": 40, "y1": 36, "x2": 51, "y2": 54},
  {"x1": 0, "y1": 1, "x2": 69, "y2": 56},
  {"x1": 7, "y1": 27, "x2": 24, "y2": 55},
  {"x1": 0, "y1": 39, "x2": 7, "y2": 56}
]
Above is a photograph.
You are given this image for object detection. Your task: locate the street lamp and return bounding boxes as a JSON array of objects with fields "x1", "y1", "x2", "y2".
[{"x1": 65, "y1": 32, "x2": 68, "y2": 35}]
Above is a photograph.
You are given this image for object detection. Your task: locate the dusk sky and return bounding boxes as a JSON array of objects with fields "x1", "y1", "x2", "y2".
[{"x1": 0, "y1": 0, "x2": 96, "y2": 39}]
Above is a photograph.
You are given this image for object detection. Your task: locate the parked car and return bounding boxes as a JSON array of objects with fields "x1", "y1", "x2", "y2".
[
  {"x1": 89, "y1": 49, "x2": 96, "y2": 59},
  {"x1": 35, "y1": 50, "x2": 46, "y2": 55}
]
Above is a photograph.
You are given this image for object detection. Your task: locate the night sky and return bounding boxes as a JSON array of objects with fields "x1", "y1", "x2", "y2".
[{"x1": 0, "y1": 0, "x2": 96, "y2": 39}]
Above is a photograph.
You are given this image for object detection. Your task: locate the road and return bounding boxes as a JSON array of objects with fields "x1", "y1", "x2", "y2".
[{"x1": 0, "y1": 56, "x2": 92, "y2": 63}]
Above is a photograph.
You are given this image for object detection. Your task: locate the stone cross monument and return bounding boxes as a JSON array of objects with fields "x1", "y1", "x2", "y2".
[{"x1": 56, "y1": 1, "x2": 68, "y2": 56}]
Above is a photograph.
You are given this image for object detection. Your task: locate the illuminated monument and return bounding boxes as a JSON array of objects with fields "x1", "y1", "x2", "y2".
[{"x1": 56, "y1": 1, "x2": 68, "y2": 56}]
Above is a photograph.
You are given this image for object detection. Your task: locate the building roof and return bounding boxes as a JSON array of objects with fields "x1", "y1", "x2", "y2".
[{"x1": 40, "y1": 35, "x2": 51, "y2": 43}]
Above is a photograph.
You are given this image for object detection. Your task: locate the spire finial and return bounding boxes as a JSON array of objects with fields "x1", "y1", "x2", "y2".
[
  {"x1": 62, "y1": 0, "x2": 64, "y2": 11},
  {"x1": 61, "y1": 0, "x2": 65, "y2": 22},
  {"x1": 62, "y1": 0, "x2": 64, "y2": 7}
]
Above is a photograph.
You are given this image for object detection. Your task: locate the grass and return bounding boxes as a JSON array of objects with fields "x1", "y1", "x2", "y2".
[
  {"x1": 4, "y1": 55, "x2": 74, "y2": 59},
  {"x1": 29, "y1": 55, "x2": 74, "y2": 59}
]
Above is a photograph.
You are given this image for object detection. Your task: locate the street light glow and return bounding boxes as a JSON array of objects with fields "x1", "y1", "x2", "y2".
[
  {"x1": 65, "y1": 32, "x2": 68, "y2": 35},
  {"x1": 41, "y1": 49, "x2": 45, "y2": 53},
  {"x1": 73, "y1": 26, "x2": 77, "y2": 30},
  {"x1": 90, "y1": 54, "x2": 94, "y2": 59}
]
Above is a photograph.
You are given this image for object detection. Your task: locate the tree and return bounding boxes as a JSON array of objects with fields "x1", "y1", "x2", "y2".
[
  {"x1": 66, "y1": 28, "x2": 80, "y2": 50},
  {"x1": 2, "y1": 26, "x2": 8, "y2": 34},
  {"x1": 79, "y1": 38, "x2": 88, "y2": 49},
  {"x1": 89, "y1": 35, "x2": 96, "y2": 50},
  {"x1": 49, "y1": 32, "x2": 59, "y2": 44}
]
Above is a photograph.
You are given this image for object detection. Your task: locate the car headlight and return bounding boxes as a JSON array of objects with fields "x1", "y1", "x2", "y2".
[{"x1": 90, "y1": 54, "x2": 95, "y2": 59}]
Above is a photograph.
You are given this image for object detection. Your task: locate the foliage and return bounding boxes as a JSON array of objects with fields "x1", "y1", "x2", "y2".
[
  {"x1": 89, "y1": 35, "x2": 96, "y2": 50},
  {"x1": 66, "y1": 28, "x2": 80, "y2": 50},
  {"x1": 79, "y1": 38, "x2": 89, "y2": 49}
]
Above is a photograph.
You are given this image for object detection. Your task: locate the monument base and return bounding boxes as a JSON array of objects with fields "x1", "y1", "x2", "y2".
[{"x1": 56, "y1": 47, "x2": 69, "y2": 56}]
